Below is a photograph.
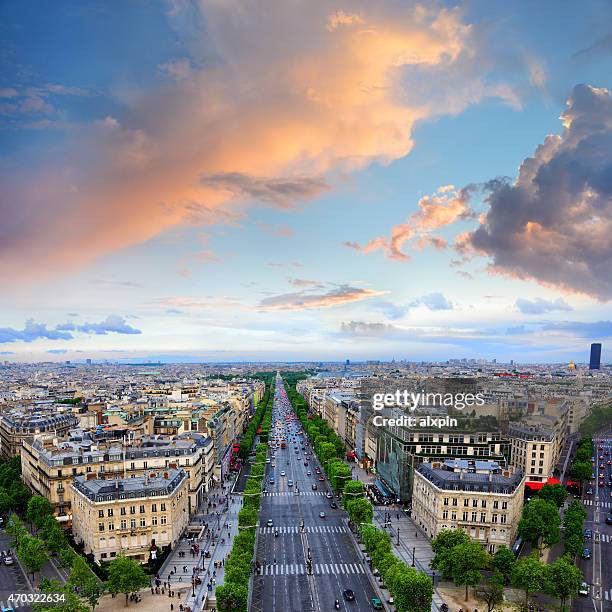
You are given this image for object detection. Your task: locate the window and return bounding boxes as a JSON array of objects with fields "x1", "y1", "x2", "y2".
[
  {"x1": 472, "y1": 499, "x2": 478, "y2": 508},
  {"x1": 442, "y1": 510, "x2": 448, "y2": 519},
  {"x1": 160, "y1": 516, "x2": 167, "y2": 525},
  {"x1": 152, "y1": 516, "x2": 158, "y2": 526},
  {"x1": 452, "y1": 498, "x2": 458, "y2": 507},
  {"x1": 130, "y1": 506, "x2": 136, "y2": 514},
  {"x1": 464, "y1": 499, "x2": 469, "y2": 507},
  {"x1": 108, "y1": 509, "x2": 113, "y2": 517},
  {"x1": 480, "y1": 512, "x2": 486, "y2": 523},
  {"x1": 121, "y1": 507, "x2": 126, "y2": 516},
  {"x1": 451, "y1": 512, "x2": 457, "y2": 520},
  {"x1": 500, "y1": 514, "x2": 507, "y2": 524},
  {"x1": 108, "y1": 522, "x2": 114, "y2": 531},
  {"x1": 501, "y1": 502, "x2": 507, "y2": 510},
  {"x1": 462, "y1": 511, "x2": 468, "y2": 521},
  {"x1": 98, "y1": 523, "x2": 104, "y2": 532},
  {"x1": 120, "y1": 520, "x2": 127, "y2": 530},
  {"x1": 99, "y1": 510, "x2": 104, "y2": 518},
  {"x1": 160, "y1": 503, "x2": 166, "y2": 511},
  {"x1": 493, "y1": 501, "x2": 499, "y2": 509},
  {"x1": 130, "y1": 519, "x2": 136, "y2": 529},
  {"x1": 443, "y1": 498, "x2": 449, "y2": 506},
  {"x1": 492, "y1": 513, "x2": 498, "y2": 523},
  {"x1": 140, "y1": 505, "x2": 145, "y2": 513},
  {"x1": 152, "y1": 504, "x2": 157, "y2": 513},
  {"x1": 471, "y1": 512, "x2": 477, "y2": 522},
  {"x1": 140, "y1": 518, "x2": 146, "y2": 527}
]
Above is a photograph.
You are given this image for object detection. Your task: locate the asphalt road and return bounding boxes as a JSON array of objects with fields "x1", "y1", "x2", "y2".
[
  {"x1": 0, "y1": 531, "x2": 31, "y2": 611},
  {"x1": 251, "y1": 374, "x2": 380, "y2": 612},
  {"x1": 572, "y1": 434, "x2": 612, "y2": 612}
]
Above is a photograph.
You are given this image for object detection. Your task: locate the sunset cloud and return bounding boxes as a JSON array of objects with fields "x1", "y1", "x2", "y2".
[
  {"x1": 259, "y1": 284, "x2": 387, "y2": 311},
  {"x1": 345, "y1": 185, "x2": 473, "y2": 260},
  {"x1": 1, "y1": 1, "x2": 511, "y2": 282},
  {"x1": 466, "y1": 84, "x2": 612, "y2": 301}
]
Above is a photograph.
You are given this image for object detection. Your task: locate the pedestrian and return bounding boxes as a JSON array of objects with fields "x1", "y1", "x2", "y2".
[
  {"x1": 151, "y1": 588, "x2": 155, "y2": 595},
  {"x1": 178, "y1": 576, "x2": 182, "y2": 582},
  {"x1": 171, "y1": 605, "x2": 174, "y2": 611}
]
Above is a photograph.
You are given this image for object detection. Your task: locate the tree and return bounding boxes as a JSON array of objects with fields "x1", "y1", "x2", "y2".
[
  {"x1": 431, "y1": 528, "x2": 470, "y2": 556},
  {"x1": 33, "y1": 579, "x2": 89, "y2": 612},
  {"x1": 18, "y1": 535, "x2": 48, "y2": 581},
  {"x1": 69, "y1": 555, "x2": 105, "y2": 611},
  {"x1": 216, "y1": 581, "x2": 248, "y2": 612},
  {"x1": 387, "y1": 566, "x2": 433, "y2": 612},
  {"x1": 346, "y1": 498, "x2": 373, "y2": 526},
  {"x1": 478, "y1": 580, "x2": 504, "y2": 612},
  {"x1": 106, "y1": 556, "x2": 149, "y2": 606},
  {"x1": 517, "y1": 498, "x2": 560, "y2": 554},
  {"x1": 27, "y1": 496, "x2": 54, "y2": 531},
  {"x1": 6, "y1": 513, "x2": 28, "y2": 546},
  {"x1": 544, "y1": 555, "x2": 583, "y2": 611},
  {"x1": 538, "y1": 483, "x2": 567, "y2": 508},
  {"x1": 491, "y1": 545, "x2": 516, "y2": 585},
  {"x1": 0, "y1": 491, "x2": 12, "y2": 516},
  {"x1": 512, "y1": 553, "x2": 546, "y2": 607},
  {"x1": 445, "y1": 541, "x2": 490, "y2": 601},
  {"x1": 342, "y1": 480, "x2": 365, "y2": 507},
  {"x1": 569, "y1": 461, "x2": 593, "y2": 488}
]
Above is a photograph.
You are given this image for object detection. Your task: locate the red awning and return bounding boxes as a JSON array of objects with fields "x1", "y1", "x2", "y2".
[{"x1": 524, "y1": 477, "x2": 562, "y2": 490}]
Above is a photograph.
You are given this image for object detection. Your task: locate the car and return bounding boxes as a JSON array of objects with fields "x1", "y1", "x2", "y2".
[
  {"x1": 330, "y1": 502, "x2": 338, "y2": 509},
  {"x1": 271, "y1": 463, "x2": 276, "y2": 468},
  {"x1": 304, "y1": 462, "x2": 308, "y2": 466},
  {"x1": 318, "y1": 476, "x2": 325, "y2": 481},
  {"x1": 343, "y1": 589, "x2": 355, "y2": 601},
  {"x1": 266, "y1": 458, "x2": 271, "y2": 463},
  {"x1": 582, "y1": 547, "x2": 591, "y2": 559},
  {"x1": 269, "y1": 478, "x2": 275, "y2": 485},
  {"x1": 586, "y1": 487, "x2": 593, "y2": 495},
  {"x1": 584, "y1": 529, "x2": 593, "y2": 539},
  {"x1": 325, "y1": 492, "x2": 333, "y2": 499},
  {"x1": 288, "y1": 480, "x2": 294, "y2": 487},
  {"x1": 312, "y1": 483, "x2": 318, "y2": 490},
  {"x1": 579, "y1": 581, "x2": 590, "y2": 596},
  {"x1": 2, "y1": 606, "x2": 15, "y2": 612},
  {"x1": 606, "y1": 515, "x2": 612, "y2": 525},
  {"x1": 371, "y1": 597, "x2": 383, "y2": 610},
  {"x1": 4, "y1": 556, "x2": 14, "y2": 565},
  {"x1": 280, "y1": 471, "x2": 286, "y2": 477},
  {"x1": 306, "y1": 470, "x2": 311, "y2": 476},
  {"x1": 319, "y1": 511, "x2": 326, "y2": 518},
  {"x1": 267, "y1": 519, "x2": 274, "y2": 527}
]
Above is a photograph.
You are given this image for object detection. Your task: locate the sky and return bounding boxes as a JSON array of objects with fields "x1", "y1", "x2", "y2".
[{"x1": 1, "y1": 0, "x2": 612, "y2": 364}]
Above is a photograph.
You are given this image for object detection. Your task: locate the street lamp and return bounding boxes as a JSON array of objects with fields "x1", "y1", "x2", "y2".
[
  {"x1": 411, "y1": 546, "x2": 415, "y2": 567},
  {"x1": 191, "y1": 578, "x2": 196, "y2": 597},
  {"x1": 396, "y1": 528, "x2": 400, "y2": 546}
]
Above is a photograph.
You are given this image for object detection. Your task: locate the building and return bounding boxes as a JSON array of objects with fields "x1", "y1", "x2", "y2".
[
  {"x1": 374, "y1": 408, "x2": 510, "y2": 502},
  {"x1": 71, "y1": 469, "x2": 189, "y2": 564},
  {"x1": 0, "y1": 407, "x2": 78, "y2": 460},
  {"x1": 590, "y1": 343, "x2": 602, "y2": 370},
  {"x1": 21, "y1": 433, "x2": 210, "y2": 522},
  {"x1": 508, "y1": 411, "x2": 568, "y2": 482},
  {"x1": 412, "y1": 460, "x2": 525, "y2": 553}
]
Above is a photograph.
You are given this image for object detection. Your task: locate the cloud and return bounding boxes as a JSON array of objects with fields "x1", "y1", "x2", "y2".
[
  {"x1": 506, "y1": 325, "x2": 527, "y2": 335},
  {"x1": 0, "y1": 88, "x2": 18, "y2": 98},
  {"x1": 203, "y1": 173, "x2": 329, "y2": 209},
  {"x1": 541, "y1": 320, "x2": 612, "y2": 338},
  {"x1": 0, "y1": 320, "x2": 73, "y2": 343},
  {"x1": 465, "y1": 84, "x2": 612, "y2": 301},
  {"x1": 56, "y1": 315, "x2": 141, "y2": 335},
  {"x1": 287, "y1": 278, "x2": 326, "y2": 288},
  {"x1": 259, "y1": 284, "x2": 387, "y2": 311},
  {"x1": 257, "y1": 222, "x2": 295, "y2": 237},
  {"x1": 266, "y1": 261, "x2": 303, "y2": 268},
  {"x1": 515, "y1": 297, "x2": 573, "y2": 315},
  {"x1": 372, "y1": 292, "x2": 454, "y2": 320},
  {"x1": 340, "y1": 321, "x2": 396, "y2": 336},
  {"x1": 345, "y1": 185, "x2": 473, "y2": 260},
  {"x1": 165, "y1": 308, "x2": 184, "y2": 315},
  {"x1": 90, "y1": 279, "x2": 143, "y2": 288},
  {"x1": 0, "y1": 1, "x2": 516, "y2": 281},
  {"x1": 326, "y1": 11, "x2": 365, "y2": 32},
  {"x1": 47, "y1": 349, "x2": 68, "y2": 354},
  {"x1": 0, "y1": 351, "x2": 15, "y2": 355}
]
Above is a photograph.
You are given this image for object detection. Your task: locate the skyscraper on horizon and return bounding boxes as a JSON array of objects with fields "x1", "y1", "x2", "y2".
[{"x1": 589, "y1": 343, "x2": 602, "y2": 370}]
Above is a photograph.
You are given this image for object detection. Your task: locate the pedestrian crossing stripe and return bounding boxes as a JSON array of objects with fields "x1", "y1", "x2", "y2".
[
  {"x1": 258, "y1": 525, "x2": 347, "y2": 535},
  {"x1": 583, "y1": 500, "x2": 611, "y2": 507},
  {"x1": 260, "y1": 562, "x2": 365, "y2": 576},
  {"x1": 599, "y1": 533, "x2": 610, "y2": 543},
  {"x1": 604, "y1": 588, "x2": 612, "y2": 600},
  {"x1": 265, "y1": 491, "x2": 326, "y2": 497}
]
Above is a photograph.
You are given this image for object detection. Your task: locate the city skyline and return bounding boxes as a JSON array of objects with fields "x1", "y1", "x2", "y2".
[{"x1": 2, "y1": 1, "x2": 612, "y2": 363}]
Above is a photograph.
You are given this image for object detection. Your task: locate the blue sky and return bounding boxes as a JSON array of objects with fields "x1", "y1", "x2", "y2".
[{"x1": 1, "y1": 0, "x2": 612, "y2": 363}]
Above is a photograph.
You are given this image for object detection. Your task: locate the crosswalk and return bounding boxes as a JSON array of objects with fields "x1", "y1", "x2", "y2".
[
  {"x1": 260, "y1": 562, "x2": 365, "y2": 576},
  {"x1": 597, "y1": 533, "x2": 611, "y2": 543},
  {"x1": 604, "y1": 588, "x2": 612, "y2": 600},
  {"x1": 265, "y1": 491, "x2": 326, "y2": 497},
  {"x1": 259, "y1": 525, "x2": 347, "y2": 535},
  {"x1": 583, "y1": 499, "x2": 611, "y2": 508},
  {"x1": 0, "y1": 602, "x2": 25, "y2": 611}
]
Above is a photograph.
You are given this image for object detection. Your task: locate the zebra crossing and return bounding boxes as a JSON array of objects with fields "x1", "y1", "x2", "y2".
[
  {"x1": 583, "y1": 499, "x2": 611, "y2": 508},
  {"x1": 597, "y1": 533, "x2": 611, "y2": 543},
  {"x1": 259, "y1": 525, "x2": 347, "y2": 535},
  {"x1": 265, "y1": 491, "x2": 325, "y2": 497},
  {"x1": 0, "y1": 602, "x2": 25, "y2": 611},
  {"x1": 604, "y1": 587, "x2": 612, "y2": 600},
  {"x1": 260, "y1": 562, "x2": 365, "y2": 576}
]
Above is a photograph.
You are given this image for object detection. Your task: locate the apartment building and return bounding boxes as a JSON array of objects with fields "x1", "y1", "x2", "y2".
[
  {"x1": 412, "y1": 460, "x2": 525, "y2": 553},
  {"x1": 0, "y1": 407, "x2": 78, "y2": 460},
  {"x1": 21, "y1": 433, "x2": 210, "y2": 521},
  {"x1": 508, "y1": 409, "x2": 568, "y2": 482},
  {"x1": 71, "y1": 469, "x2": 189, "y2": 564}
]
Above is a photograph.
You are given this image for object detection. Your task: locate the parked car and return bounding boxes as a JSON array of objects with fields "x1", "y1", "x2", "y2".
[
  {"x1": 371, "y1": 598, "x2": 383, "y2": 610},
  {"x1": 579, "y1": 582, "x2": 589, "y2": 596},
  {"x1": 582, "y1": 547, "x2": 591, "y2": 559}
]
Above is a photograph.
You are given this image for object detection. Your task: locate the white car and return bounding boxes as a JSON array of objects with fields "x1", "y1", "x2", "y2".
[
  {"x1": 280, "y1": 471, "x2": 286, "y2": 477},
  {"x1": 578, "y1": 582, "x2": 589, "y2": 596},
  {"x1": 4, "y1": 556, "x2": 14, "y2": 566}
]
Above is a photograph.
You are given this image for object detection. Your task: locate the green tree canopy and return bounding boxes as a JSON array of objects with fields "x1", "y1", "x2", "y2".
[
  {"x1": 517, "y1": 498, "x2": 560, "y2": 553},
  {"x1": 106, "y1": 556, "x2": 149, "y2": 606},
  {"x1": 216, "y1": 580, "x2": 248, "y2": 612},
  {"x1": 18, "y1": 535, "x2": 48, "y2": 580},
  {"x1": 512, "y1": 553, "x2": 546, "y2": 607},
  {"x1": 27, "y1": 495, "x2": 54, "y2": 530},
  {"x1": 544, "y1": 555, "x2": 583, "y2": 610},
  {"x1": 491, "y1": 544, "x2": 516, "y2": 585},
  {"x1": 538, "y1": 483, "x2": 567, "y2": 508},
  {"x1": 69, "y1": 555, "x2": 105, "y2": 611},
  {"x1": 346, "y1": 497, "x2": 373, "y2": 526}
]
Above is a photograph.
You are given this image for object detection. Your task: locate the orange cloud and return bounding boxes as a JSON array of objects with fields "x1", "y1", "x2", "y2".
[
  {"x1": 259, "y1": 285, "x2": 387, "y2": 311},
  {"x1": 0, "y1": 2, "x2": 506, "y2": 281},
  {"x1": 346, "y1": 185, "x2": 472, "y2": 260}
]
